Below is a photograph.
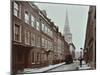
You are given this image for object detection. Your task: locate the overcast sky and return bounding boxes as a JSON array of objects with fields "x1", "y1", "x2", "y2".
[{"x1": 34, "y1": 2, "x2": 89, "y2": 51}]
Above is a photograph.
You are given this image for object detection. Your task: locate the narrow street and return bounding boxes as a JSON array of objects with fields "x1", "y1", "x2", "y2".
[
  {"x1": 17, "y1": 60, "x2": 91, "y2": 75},
  {"x1": 10, "y1": 2, "x2": 95, "y2": 75},
  {"x1": 46, "y1": 60, "x2": 80, "y2": 72}
]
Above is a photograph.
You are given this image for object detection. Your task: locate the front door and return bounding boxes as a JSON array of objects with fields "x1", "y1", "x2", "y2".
[{"x1": 24, "y1": 50, "x2": 29, "y2": 68}]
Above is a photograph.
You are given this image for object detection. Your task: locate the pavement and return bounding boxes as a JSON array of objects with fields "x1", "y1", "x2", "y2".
[
  {"x1": 17, "y1": 60, "x2": 91, "y2": 75},
  {"x1": 17, "y1": 62, "x2": 65, "y2": 74},
  {"x1": 78, "y1": 61, "x2": 91, "y2": 70},
  {"x1": 47, "y1": 61, "x2": 79, "y2": 72}
]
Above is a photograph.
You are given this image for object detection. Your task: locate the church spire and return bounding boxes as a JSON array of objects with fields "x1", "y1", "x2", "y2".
[
  {"x1": 63, "y1": 9, "x2": 72, "y2": 44},
  {"x1": 63, "y1": 9, "x2": 70, "y2": 34}
]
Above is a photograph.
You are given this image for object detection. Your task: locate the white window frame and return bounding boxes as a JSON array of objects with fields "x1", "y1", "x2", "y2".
[
  {"x1": 25, "y1": 29, "x2": 30, "y2": 45},
  {"x1": 42, "y1": 23, "x2": 45, "y2": 32},
  {"x1": 14, "y1": 24, "x2": 21, "y2": 42},
  {"x1": 48, "y1": 28, "x2": 50, "y2": 35},
  {"x1": 31, "y1": 15, "x2": 35, "y2": 27},
  {"x1": 36, "y1": 21, "x2": 40, "y2": 31},
  {"x1": 42, "y1": 37, "x2": 45, "y2": 48},
  {"x1": 50, "y1": 30, "x2": 53, "y2": 37},
  {"x1": 31, "y1": 33, "x2": 35, "y2": 46},
  {"x1": 14, "y1": 2, "x2": 21, "y2": 18},
  {"x1": 50, "y1": 41, "x2": 53, "y2": 50},
  {"x1": 25, "y1": 11, "x2": 29, "y2": 24},
  {"x1": 45, "y1": 26, "x2": 48, "y2": 34},
  {"x1": 45, "y1": 39, "x2": 48, "y2": 49},
  {"x1": 36, "y1": 36, "x2": 40, "y2": 47},
  {"x1": 37, "y1": 53, "x2": 41, "y2": 64},
  {"x1": 32, "y1": 52, "x2": 35, "y2": 64}
]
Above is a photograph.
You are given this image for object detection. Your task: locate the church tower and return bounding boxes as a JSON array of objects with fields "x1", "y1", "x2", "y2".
[
  {"x1": 63, "y1": 9, "x2": 72, "y2": 44},
  {"x1": 63, "y1": 9, "x2": 76, "y2": 59}
]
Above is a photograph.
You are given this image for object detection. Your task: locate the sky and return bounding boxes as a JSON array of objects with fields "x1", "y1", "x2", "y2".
[{"x1": 34, "y1": 2, "x2": 89, "y2": 51}]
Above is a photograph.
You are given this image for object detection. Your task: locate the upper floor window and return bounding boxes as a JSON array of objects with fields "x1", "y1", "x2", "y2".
[
  {"x1": 14, "y1": 2, "x2": 20, "y2": 17},
  {"x1": 45, "y1": 26, "x2": 48, "y2": 34},
  {"x1": 47, "y1": 28, "x2": 52, "y2": 37},
  {"x1": 58, "y1": 39, "x2": 61, "y2": 50},
  {"x1": 31, "y1": 15, "x2": 35, "y2": 27},
  {"x1": 36, "y1": 21, "x2": 40, "y2": 31},
  {"x1": 25, "y1": 29, "x2": 30, "y2": 45},
  {"x1": 49, "y1": 30, "x2": 53, "y2": 37},
  {"x1": 45, "y1": 39, "x2": 48, "y2": 49},
  {"x1": 54, "y1": 37, "x2": 57, "y2": 43},
  {"x1": 25, "y1": 11, "x2": 29, "y2": 24},
  {"x1": 42, "y1": 23, "x2": 45, "y2": 32},
  {"x1": 50, "y1": 41, "x2": 53, "y2": 50},
  {"x1": 48, "y1": 40, "x2": 50, "y2": 49},
  {"x1": 36, "y1": 36, "x2": 40, "y2": 47},
  {"x1": 48, "y1": 28, "x2": 50, "y2": 35},
  {"x1": 31, "y1": 33, "x2": 35, "y2": 46},
  {"x1": 42, "y1": 37, "x2": 45, "y2": 48},
  {"x1": 14, "y1": 24, "x2": 21, "y2": 42}
]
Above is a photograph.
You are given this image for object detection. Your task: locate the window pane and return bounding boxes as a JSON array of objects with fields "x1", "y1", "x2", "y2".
[
  {"x1": 15, "y1": 25, "x2": 19, "y2": 34},
  {"x1": 14, "y1": 2, "x2": 19, "y2": 17},
  {"x1": 42, "y1": 38, "x2": 45, "y2": 47},
  {"x1": 48, "y1": 28, "x2": 50, "y2": 35},
  {"x1": 50, "y1": 30, "x2": 53, "y2": 37},
  {"x1": 45, "y1": 39, "x2": 48, "y2": 48},
  {"x1": 14, "y1": 10, "x2": 18, "y2": 17},
  {"x1": 31, "y1": 15, "x2": 35, "y2": 27},
  {"x1": 14, "y1": 24, "x2": 20, "y2": 41},
  {"x1": 36, "y1": 21, "x2": 40, "y2": 30},
  {"x1": 37, "y1": 36, "x2": 40, "y2": 47},
  {"x1": 37, "y1": 53, "x2": 40, "y2": 62},
  {"x1": 25, "y1": 30, "x2": 30, "y2": 45},
  {"x1": 45, "y1": 26, "x2": 47, "y2": 33},
  {"x1": 42, "y1": 23, "x2": 45, "y2": 31},
  {"x1": 31, "y1": 33, "x2": 35, "y2": 46},
  {"x1": 25, "y1": 12, "x2": 29, "y2": 24},
  {"x1": 14, "y1": 2, "x2": 18, "y2": 10},
  {"x1": 32, "y1": 52, "x2": 35, "y2": 63}
]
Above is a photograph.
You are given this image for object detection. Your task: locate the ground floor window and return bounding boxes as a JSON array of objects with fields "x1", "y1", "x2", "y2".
[
  {"x1": 32, "y1": 52, "x2": 35, "y2": 64},
  {"x1": 37, "y1": 53, "x2": 41, "y2": 64}
]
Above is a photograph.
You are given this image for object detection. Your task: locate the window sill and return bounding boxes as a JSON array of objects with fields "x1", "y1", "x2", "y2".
[{"x1": 14, "y1": 39, "x2": 21, "y2": 43}]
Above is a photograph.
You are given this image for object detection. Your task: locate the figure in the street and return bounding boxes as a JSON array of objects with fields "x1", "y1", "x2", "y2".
[{"x1": 79, "y1": 57, "x2": 83, "y2": 67}]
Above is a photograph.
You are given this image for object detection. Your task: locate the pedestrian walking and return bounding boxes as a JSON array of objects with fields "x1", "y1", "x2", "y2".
[{"x1": 78, "y1": 57, "x2": 83, "y2": 67}]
